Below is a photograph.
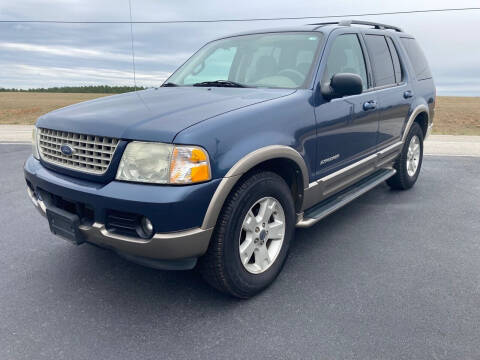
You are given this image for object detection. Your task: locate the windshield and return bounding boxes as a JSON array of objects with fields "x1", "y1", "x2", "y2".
[{"x1": 166, "y1": 32, "x2": 324, "y2": 89}]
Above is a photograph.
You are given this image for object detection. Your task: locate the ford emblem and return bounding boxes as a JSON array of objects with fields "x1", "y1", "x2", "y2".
[{"x1": 60, "y1": 144, "x2": 75, "y2": 156}]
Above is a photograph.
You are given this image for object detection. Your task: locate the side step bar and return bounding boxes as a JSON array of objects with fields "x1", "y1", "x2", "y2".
[{"x1": 296, "y1": 168, "x2": 396, "y2": 228}]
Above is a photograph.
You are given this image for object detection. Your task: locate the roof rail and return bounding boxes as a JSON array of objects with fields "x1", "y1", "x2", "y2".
[{"x1": 310, "y1": 20, "x2": 403, "y2": 32}]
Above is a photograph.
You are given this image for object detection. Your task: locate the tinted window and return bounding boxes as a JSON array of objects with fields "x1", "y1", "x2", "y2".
[
  {"x1": 401, "y1": 37, "x2": 432, "y2": 80},
  {"x1": 386, "y1": 37, "x2": 402, "y2": 83},
  {"x1": 323, "y1": 34, "x2": 368, "y2": 90},
  {"x1": 365, "y1": 35, "x2": 396, "y2": 87}
]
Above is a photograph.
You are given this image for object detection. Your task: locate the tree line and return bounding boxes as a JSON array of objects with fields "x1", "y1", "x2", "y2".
[{"x1": 0, "y1": 85, "x2": 146, "y2": 93}]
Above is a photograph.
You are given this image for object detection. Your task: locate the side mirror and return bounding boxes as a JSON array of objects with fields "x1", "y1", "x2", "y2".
[{"x1": 321, "y1": 73, "x2": 363, "y2": 101}]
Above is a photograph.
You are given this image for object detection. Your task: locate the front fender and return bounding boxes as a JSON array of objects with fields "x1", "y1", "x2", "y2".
[
  {"x1": 173, "y1": 90, "x2": 316, "y2": 230},
  {"x1": 200, "y1": 145, "x2": 309, "y2": 229}
]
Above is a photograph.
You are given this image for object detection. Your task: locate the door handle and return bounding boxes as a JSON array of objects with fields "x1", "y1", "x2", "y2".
[
  {"x1": 363, "y1": 100, "x2": 377, "y2": 111},
  {"x1": 403, "y1": 90, "x2": 413, "y2": 99}
]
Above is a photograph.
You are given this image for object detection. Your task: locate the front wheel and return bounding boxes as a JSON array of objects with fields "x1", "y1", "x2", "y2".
[
  {"x1": 199, "y1": 171, "x2": 295, "y2": 298},
  {"x1": 387, "y1": 122, "x2": 424, "y2": 190}
]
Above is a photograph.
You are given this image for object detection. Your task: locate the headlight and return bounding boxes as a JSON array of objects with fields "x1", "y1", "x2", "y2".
[
  {"x1": 116, "y1": 142, "x2": 173, "y2": 184},
  {"x1": 116, "y1": 142, "x2": 211, "y2": 184},
  {"x1": 32, "y1": 127, "x2": 40, "y2": 160}
]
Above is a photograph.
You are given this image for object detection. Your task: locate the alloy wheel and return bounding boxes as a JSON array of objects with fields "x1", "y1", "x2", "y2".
[{"x1": 239, "y1": 197, "x2": 286, "y2": 274}]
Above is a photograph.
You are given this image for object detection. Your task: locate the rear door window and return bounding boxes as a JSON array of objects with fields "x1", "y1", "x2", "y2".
[
  {"x1": 400, "y1": 37, "x2": 432, "y2": 80},
  {"x1": 364, "y1": 35, "x2": 396, "y2": 87}
]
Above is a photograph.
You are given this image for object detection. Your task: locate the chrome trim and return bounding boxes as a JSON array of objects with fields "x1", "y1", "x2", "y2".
[
  {"x1": 297, "y1": 169, "x2": 396, "y2": 228},
  {"x1": 26, "y1": 186, "x2": 47, "y2": 217},
  {"x1": 321, "y1": 153, "x2": 376, "y2": 183},
  {"x1": 362, "y1": 81, "x2": 407, "y2": 93},
  {"x1": 377, "y1": 141, "x2": 403, "y2": 168},
  {"x1": 378, "y1": 141, "x2": 403, "y2": 156},
  {"x1": 201, "y1": 145, "x2": 309, "y2": 229},
  {"x1": 303, "y1": 154, "x2": 376, "y2": 210},
  {"x1": 296, "y1": 212, "x2": 304, "y2": 224},
  {"x1": 38, "y1": 128, "x2": 119, "y2": 175},
  {"x1": 302, "y1": 141, "x2": 403, "y2": 211}
]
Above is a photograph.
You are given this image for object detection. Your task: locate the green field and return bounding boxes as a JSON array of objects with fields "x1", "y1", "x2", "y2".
[{"x1": 0, "y1": 92, "x2": 479, "y2": 135}]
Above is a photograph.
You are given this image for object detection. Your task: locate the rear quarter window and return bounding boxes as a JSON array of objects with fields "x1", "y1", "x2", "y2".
[
  {"x1": 364, "y1": 35, "x2": 396, "y2": 87},
  {"x1": 386, "y1": 37, "x2": 403, "y2": 83},
  {"x1": 400, "y1": 38, "x2": 432, "y2": 80}
]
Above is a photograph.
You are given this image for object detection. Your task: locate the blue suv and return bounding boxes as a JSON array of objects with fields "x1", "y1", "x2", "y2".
[{"x1": 25, "y1": 20, "x2": 435, "y2": 298}]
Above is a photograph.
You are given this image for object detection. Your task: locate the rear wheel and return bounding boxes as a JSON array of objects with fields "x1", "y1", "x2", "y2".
[
  {"x1": 199, "y1": 171, "x2": 295, "y2": 298},
  {"x1": 387, "y1": 122, "x2": 424, "y2": 190}
]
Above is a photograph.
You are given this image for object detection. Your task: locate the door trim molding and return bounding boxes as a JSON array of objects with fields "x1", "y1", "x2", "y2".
[{"x1": 302, "y1": 141, "x2": 402, "y2": 210}]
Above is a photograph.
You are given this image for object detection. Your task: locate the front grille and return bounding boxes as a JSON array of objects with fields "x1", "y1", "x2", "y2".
[{"x1": 38, "y1": 128, "x2": 119, "y2": 175}]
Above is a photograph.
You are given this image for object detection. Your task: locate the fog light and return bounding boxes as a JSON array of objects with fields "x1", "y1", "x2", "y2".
[{"x1": 138, "y1": 216, "x2": 154, "y2": 238}]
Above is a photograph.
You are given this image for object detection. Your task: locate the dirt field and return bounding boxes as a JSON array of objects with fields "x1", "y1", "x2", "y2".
[
  {"x1": 433, "y1": 96, "x2": 480, "y2": 135},
  {"x1": 0, "y1": 92, "x2": 478, "y2": 135},
  {"x1": 0, "y1": 93, "x2": 110, "y2": 125}
]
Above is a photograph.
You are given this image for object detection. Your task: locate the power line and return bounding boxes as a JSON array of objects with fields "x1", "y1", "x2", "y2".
[{"x1": 0, "y1": 7, "x2": 479, "y2": 24}]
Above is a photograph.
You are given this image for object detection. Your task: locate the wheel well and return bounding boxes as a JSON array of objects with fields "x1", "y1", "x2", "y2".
[
  {"x1": 414, "y1": 112, "x2": 429, "y2": 138},
  {"x1": 241, "y1": 158, "x2": 305, "y2": 212}
]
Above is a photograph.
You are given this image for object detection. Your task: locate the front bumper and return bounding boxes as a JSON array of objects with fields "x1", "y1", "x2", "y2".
[{"x1": 24, "y1": 156, "x2": 220, "y2": 268}]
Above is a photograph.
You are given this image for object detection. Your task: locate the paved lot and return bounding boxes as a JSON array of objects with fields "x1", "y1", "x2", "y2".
[{"x1": 1, "y1": 144, "x2": 480, "y2": 360}]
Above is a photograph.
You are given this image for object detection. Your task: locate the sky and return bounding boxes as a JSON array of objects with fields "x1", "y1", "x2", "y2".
[{"x1": 0, "y1": 0, "x2": 479, "y2": 96}]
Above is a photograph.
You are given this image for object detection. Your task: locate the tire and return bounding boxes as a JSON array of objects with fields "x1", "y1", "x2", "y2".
[
  {"x1": 387, "y1": 122, "x2": 424, "y2": 190},
  {"x1": 199, "y1": 171, "x2": 295, "y2": 298}
]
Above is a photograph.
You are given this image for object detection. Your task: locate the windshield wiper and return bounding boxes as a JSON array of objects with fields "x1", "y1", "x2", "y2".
[
  {"x1": 162, "y1": 82, "x2": 178, "y2": 87},
  {"x1": 192, "y1": 80, "x2": 247, "y2": 88}
]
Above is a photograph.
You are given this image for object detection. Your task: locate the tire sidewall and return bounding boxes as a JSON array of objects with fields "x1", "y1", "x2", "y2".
[
  {"x1": 222, "y1": 173, "x2": 295, "y2": 295},
  {"x1": 400, "y1": 123, "x2": 424, "y2": 187}
]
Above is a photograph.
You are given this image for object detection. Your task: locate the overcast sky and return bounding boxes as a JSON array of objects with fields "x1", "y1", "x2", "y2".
[{"x1": 1, "y1": 0, "x2": 479, "y2": 95}]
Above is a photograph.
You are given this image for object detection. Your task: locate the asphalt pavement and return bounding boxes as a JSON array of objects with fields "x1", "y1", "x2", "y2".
[{"x1": 1, "y1": 144, "x2": 479, "y2": 360}]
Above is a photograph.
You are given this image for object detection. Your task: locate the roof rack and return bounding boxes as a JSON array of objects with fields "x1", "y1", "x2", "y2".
[{"x1": 310, "y1": 20, "x2": 403, "y2": 32}]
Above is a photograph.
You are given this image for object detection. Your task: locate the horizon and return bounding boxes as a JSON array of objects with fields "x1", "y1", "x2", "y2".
[
  {"x1": 1, "y1": 1, "x2": 480, "y2": 96},
  {"x1": 1, "y1": 86, "x2": 480, "y2": 97}
]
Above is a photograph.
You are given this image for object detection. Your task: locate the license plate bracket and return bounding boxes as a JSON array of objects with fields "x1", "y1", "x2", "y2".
[{"x1": 46, "y1": 206, "x2": 85, "y2": 245}]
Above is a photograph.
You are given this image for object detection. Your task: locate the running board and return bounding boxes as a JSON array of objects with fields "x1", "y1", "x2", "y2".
[{"x1": 296, "y1": 168, "x2": 396, "y2": 228}]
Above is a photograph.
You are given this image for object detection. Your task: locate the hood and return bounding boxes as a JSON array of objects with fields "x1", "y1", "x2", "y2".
[{"x1": 36, "y1": 87, "x2": 296, "y2": 142}]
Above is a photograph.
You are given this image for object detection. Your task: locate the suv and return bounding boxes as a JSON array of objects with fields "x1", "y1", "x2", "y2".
[{"x1": 25, "y1": 20, "x2": 435, "y2": 298}]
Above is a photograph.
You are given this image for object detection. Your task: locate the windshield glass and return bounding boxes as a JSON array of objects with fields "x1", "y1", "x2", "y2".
[{"x1": 166, "y1": 32, "x2": 324, "y2": 89}]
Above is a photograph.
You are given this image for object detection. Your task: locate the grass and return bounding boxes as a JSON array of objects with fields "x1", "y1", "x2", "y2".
[{"x1": 0, "y1": 92, "x2": 479, "y2": 135}]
